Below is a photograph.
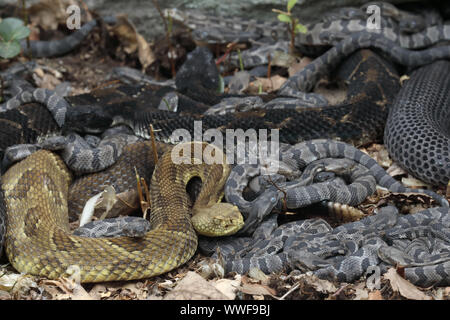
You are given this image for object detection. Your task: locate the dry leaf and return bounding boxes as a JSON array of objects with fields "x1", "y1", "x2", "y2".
[
  {"x1": 239, "y1": 282, "x2": 277, "y2": 297},
  {"x1": 198, "y1": 259, "x2": 225, "y2": 279},
  {"x1": 212, "y1": 275, "x2": 241, "y2": 300},
  {"x1": 307, "y1": 276, "x2": 337, "y2": 294},
  {"x1": 249, "y1": 75, "x2": 287, "y2": 93},
  {"x1": 111, "y1": 15, "x2": 139, "y2": 54},
  {"x1": 0, "y1": 273, "x2": 38, "y2": 297},
  {"x1": 89, "y1": 284, "x2": 108, "y2": 300},
  {"x1": 163, "y1": 272, "x2": 230, "y2": 300},
  {"x1": 112, "y1": 14, "x2": 155, "y2": 69},
  {"x1": 401, "y1": 176, "x2": 431, "y2": 189},
  {"x1": 0, "y1": 273, "x2": 22, "y2": 291},
  {"x1": 368, "y1": 290, "x2": 383, "y2": 300},
  {"x1": 123, "y1": 282, "x2": 147, "y2": 298},
  {"x1": 28, "y1": 0, "x2": 70, "y2": 30},
  {"x1": 137, "y1": 34, "x2": 155, "y2": 70},
  {"x1": 444, "y1": 286, "x2": 450, "y2": 298},
  {"x1": 0, "y1": 290, "x2": 11, "y2": 300},
  {"x1": 353, "y1": 288, "x2": 369, "y2": 300},
  {"x1": 373, "y1": 148, "x2": 392, "y2": 168},
  {"x1": 384, "y1": 268, "x2": 432, "y2": 300},
  {"x1": 41, "y1": 277, "x2": 94, "y2": 300},
  {"x1": 387, "y1": 162, "x2": 408, "y2": 177},
  {"x1": 248, "y1": 268, "x2": 270, "y2": 284}
]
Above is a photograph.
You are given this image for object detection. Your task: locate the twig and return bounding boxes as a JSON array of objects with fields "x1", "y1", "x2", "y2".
[
  {"x1": 215, "y1": 41, "x2": 238, "y2": 66},
  {"x1": 134, "y1": 167, "x2": 151, "y2": 219},
  {"x1": 278, "y1": 281, "x2": 300, "y2": 300},
  {"x1": 21, "y1": 0, "x2": 31, "y2": 59},
  {"x1": 331, "y1": 283, "x2": 350, "y2": 297}
]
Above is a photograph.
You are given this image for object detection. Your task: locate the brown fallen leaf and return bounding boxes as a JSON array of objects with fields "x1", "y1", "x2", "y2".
[
  {"x1": 248, "y1": 268, "x2": 270, "y2": 284},
  {"x1": 163, "y1": 272, "x2": 230, "y2": 300},
  {"x1": 111, "y1": 15, "x2": 155, "y2": 69},
  {"x1": 89, "y1": 284, "x2": 108, "y2": 300},
  {"x1": 41, "y1": 277, "x2": 94, "y2": 300},
  {"x1": 368, "y1": 290, "x2": 383, "y2": 300},
  {"x1": 137, "y1": 34, "x2": 156, "y2": 70},
  {"x1": 239, "y1": 282, "x2": 277, "y2": 297},
  {"x1": 401, "y1": 176, "x2": 432, "y2": 189},
  {"x1": 444, "y1": 286, "x2": 450, "y2": 298},
  {"x1": 100, "y1": 189, "x2": 139, "y2": 219},
  {"x1": 28, "y1": 0, "x2": 70, "y2": 30},
  {"x1": 306, "y1": 275, "x2": 337, "y2": 294},
  {"x1": 384, "y1": 268, "x2": 432, "y2": 300},
  {"x1": 353, "y1": 288, "x2": 369, "y2": 300},
  {"x1": 248, "y1": 75, "x2": 287, "y2": 93},
  {"x1": 0, "y1": 290, "x2": 11, "y2": 300},
  {"x1": 211, "y1": 275, "x2": 241, "y2": 300},
  {"x1": 386, "y1": 162, "x2": 408, "y2": 178},
  {"x1": 111, "y1": 15, "x2": 139, "y2": 54}
]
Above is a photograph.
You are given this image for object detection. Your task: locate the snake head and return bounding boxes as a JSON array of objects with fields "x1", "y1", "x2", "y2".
[
  {"x1": 63, "y1": 105, "x2": 113, "y2": 134},
  {"x1": 237, "y1": 189, "x2": 281, "y2": 236},
  {"x1": 192, "y1": 203, "x2": 244, "y2": 237}
]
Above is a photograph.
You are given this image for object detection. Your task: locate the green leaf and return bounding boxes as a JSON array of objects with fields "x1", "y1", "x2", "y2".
[
  {"x1": 237, "y1": 48, "x2": 244, "y2": 71},
  {"x1": 218, "y1": 75, "x2": 225, "y2": 94},
  {"x1": 0, "y1": 18, "x2": 26, "y2": 41},
  {"x1": 277, "y1": 13, "x2": 291, "y2": 23},
  {"x1": 294, "y1": 23, "x2": 308, "y2": 34},
  {"x1": 10, "y1": 25, "x2": 30, "y2": 41},
  {"x1": 0, "y1": 40, "x2": 21, "y2": 59},
  {"x1": 287, "y1": 0, "x2": 298, "y2": 12}
]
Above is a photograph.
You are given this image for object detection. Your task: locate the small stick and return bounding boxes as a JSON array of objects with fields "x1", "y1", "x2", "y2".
[
  {"x1": 215, "y1": 41, "x2": 238, "y2": 66},
  {"x1": 278, "y1": 282, "x2": 300, "y2": 300},
  {"x1": 21, "y1": 0, "x2": 31, "y2": 59},
  {"x1": 140, "y1": 177, "x2": 151, "y2": 219},
  {"x1": 134, "y1": 167, "x2": 151, "y2": 219},
  {"x1": 149, "y1": 124, "x2": 159, "y2": 164}
]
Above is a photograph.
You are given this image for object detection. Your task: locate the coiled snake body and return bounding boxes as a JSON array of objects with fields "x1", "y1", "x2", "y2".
[
  {"x1": 384, "y1": 60, "x2": 450, "y2": 186},
  {"x1": 1, "y1": 142, "x2": 241, "y2": 282}
]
